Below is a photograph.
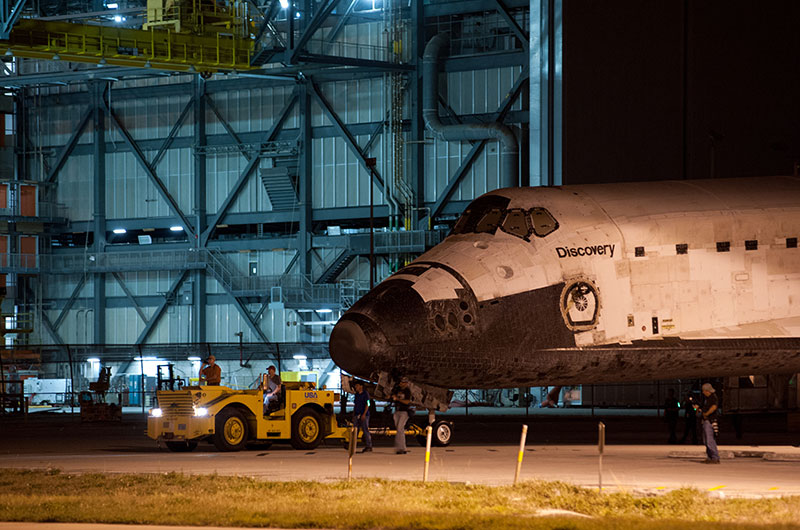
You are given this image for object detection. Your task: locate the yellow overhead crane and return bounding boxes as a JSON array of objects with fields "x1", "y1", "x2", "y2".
[{"x1": 2, "y1": 0, "x2": 262, "y2": 74}]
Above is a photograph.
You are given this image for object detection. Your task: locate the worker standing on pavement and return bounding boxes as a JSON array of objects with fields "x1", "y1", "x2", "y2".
[
  {"x1": 352, "y1": 380, "x2": 373, "y2": 452},
  {"x1": 391, "y1": 377, "x2": 412, "y2": 454},
  {"x1": 697, "y1": 383, "x2": 720, "y2": 464},
  {"x1": 199, "y1": 356, "x2": 221, "y2": 386}
]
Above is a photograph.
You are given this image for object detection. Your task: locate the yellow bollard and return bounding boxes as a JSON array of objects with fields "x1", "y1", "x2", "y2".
[
  {"x1": 347, "y1": 426, "x2": 357, "y2": 481},
  {"x1": 423, "y1": 425, "x2": 432, "y2": 482},
  {"x1": 598, "y1": 421, "x2": 606, "y2": 493},
  {"x1": 513, "y1": 424, "x2": 528, "y2": 485}
]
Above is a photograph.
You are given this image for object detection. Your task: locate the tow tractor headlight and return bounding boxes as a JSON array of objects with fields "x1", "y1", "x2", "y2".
[
  {"x1": 150, "y1": 408, "x2": 163, "y2": 417},
  {"x1": 194, "y1": 407, "x2": 208, "y2": 417}
]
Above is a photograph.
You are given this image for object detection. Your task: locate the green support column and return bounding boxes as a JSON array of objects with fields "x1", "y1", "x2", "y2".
[
  {"x1": 530, "y1": 0, "x2": 562, "y2": 186},
  {"x1": 91, "y1": 81, "x2": 107, "y2": 344},
  {"x1": 193, "y1": 76, "x2": 207, "y2": 343},
  {"x1": 298, "y1": 83, "x2": 313, "y2": 276},
  {"x1": 411, "y1": 0, "x2": 426, "y2": 229}
]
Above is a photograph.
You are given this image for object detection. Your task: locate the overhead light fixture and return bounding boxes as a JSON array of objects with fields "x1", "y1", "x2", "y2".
[
  {"x1": 98, "y1": 58, "x2": 107, "y2": 67},
  {"x1": 144, "y1": 60, "x2": 152, "y2": 68},
  {"x1": 112, "y1": 228, "x2": 126, "y2": 234},
  {"x1": 107, "y1": 2, "x2": 119, "y2": 8},
  {"x1": 52, "y1": 53, "x2": 61, "y2": 60},
  {"x1": 293, "y1": 354, "x2": 307, "y2": 360},
  {"x1": 86, "y1": 357, "x2": 100, "y2": 363},
  {"x1": 188, "y1": 65, "x2": 197, "y2": 73},
  {"x1": 4, "y1": 49, "x2": 12, "y2": 57},
  {"x1": 279, "y1": 0, "x2": 289, "y2": 8},
  {"x1": 113, "y1": 15, "x2": 122, "y2": 22},
  {"x1": 316, "y1": 309, "x2": 333, "y2": 314},
  {"x1": 169, "y1": 226, "x2": 184, "y2": 232},
  {"x1": 187, "y1": 356, "x2": 201, "y2": 362}
]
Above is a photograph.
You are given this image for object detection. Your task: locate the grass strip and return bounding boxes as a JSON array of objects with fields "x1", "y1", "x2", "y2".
[{"x1": 1, "y1": 469, "x2": 799, "y2": 529}]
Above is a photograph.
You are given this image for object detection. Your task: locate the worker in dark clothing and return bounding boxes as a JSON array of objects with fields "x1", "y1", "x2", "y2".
[
  {"x1": 391, "y1": 377, "x2": 412, "y2": 454},
  {"x1": 664, "y1": 388, "x2": 680, "y2": 444},
  {"x1": 352, "y1": 380, "x2": 373, "y2": 453},
  {"x1": 259, "y1": 365, "x2": 282, "y2": 415},
  {"x1": 199, "y1": 356, "x2": 221, "y2": 386},
  {"x1": 680, "y1": 392, "x2": 699, "y2": 445},
  {"x1": 697, "y1": 383, "x2": 720, "y2": 464}
]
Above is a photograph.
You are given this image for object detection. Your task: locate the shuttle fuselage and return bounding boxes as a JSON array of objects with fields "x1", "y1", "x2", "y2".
[{"x1": 330, "y1": 177, "x2": 800, "y2": 391}]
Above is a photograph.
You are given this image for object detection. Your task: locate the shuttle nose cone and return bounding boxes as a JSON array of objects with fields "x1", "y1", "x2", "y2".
[
  {"x1": 330, "y1": 279, "x2": 429, "y2": 379},
  {"x1": 330, "y1": 318, "x2": 376, "y2": 378}
]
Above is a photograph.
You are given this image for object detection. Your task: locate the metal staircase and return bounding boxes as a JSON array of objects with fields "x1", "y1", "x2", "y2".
[
  {"x1": 316, "y1": 249, "x2": 356, "y2": 284},
  {"x1": 260, "y1": 167, "x2": 298, "y2": 211}
]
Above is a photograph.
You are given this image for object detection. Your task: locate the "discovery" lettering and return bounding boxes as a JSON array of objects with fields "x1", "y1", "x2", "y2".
[{"x1": 556, "y1": 244, "x2": 615, "y2": 259}]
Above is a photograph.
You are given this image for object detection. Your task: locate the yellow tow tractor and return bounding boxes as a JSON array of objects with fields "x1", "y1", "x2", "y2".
[{"x1": 147, "y1": 381, "x2": 350, "y2": 452}]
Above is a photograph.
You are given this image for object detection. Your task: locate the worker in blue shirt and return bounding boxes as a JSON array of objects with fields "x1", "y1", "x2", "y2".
[{"x1": 352, "y1": 380, "x2": 373, "y2": 452}]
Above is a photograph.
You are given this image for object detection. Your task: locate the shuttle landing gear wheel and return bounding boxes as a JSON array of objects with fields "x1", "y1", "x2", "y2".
[
  {"x1": 431, "y1": 420, "x2": 453, "y2": 446},
  {"x1": 291, "y1": 409, "x2": 323, "y2": 450},
  {"x1": 213, "y1": 409, "x2": 249, "y2": 452},
  {"x1": 416, "y1": 420, "x2": 453, "y2": 447},
  {"x1": 165, "y1": 441, "x2": 197, "y2": 452}
]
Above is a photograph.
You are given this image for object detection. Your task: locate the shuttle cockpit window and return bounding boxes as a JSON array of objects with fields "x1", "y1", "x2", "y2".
[
  {"x1": 451, "y1": 195, "x2": 512, "y2": 235},
  {"x1": 475, "y1": 208, "x2": 505, "y2": 233},
  {"x1": 500, "y1": 209, "x2": 531, "y2": 239},
  {"x1": 530, "y1": 208, "x2": 559, "y2": 237},
  {"x1": 450, "y1": 196, "x2": 559, "y2": 241}
]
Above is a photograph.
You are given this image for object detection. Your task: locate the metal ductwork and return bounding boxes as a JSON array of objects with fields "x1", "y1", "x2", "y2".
[{"x1": 423, "y1": 33, "x2": 519, "y2": 188}]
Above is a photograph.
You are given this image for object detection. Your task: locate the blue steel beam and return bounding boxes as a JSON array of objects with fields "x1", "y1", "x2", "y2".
[
  {"x1": 205, "y1": 93, "x2": 252, "y2": 161},
  {"x1": 253, "y1": 0, "x2": 282, "y2": 45},
  {"x1": 151, "y1": 96, "x2": 194, "y2": 168},
  {"x1": 299, "y1": 54, "x2": 414, "y2": 71},
  {"x1": 45, "y1": 106, "x2": 92, "y2": 184},
  {"x1": 297, "y1": 83, "x2": 313, "y2": 275},
  {"x1": 39, "y1": 309, "x2": 65, "y2": 346},
  {"x1": 324, "y1": 0, "x2": 357, "y2": 46},
  {"x1": 308, "y1": 82, "x2": 386, "y2": 191},
  {"x1": 135, "y1": 270, "x2": 189, "y2": 345},
  {"x1": 91, "y1": 80, "x2": 107, "y2": 344},
  {"x1": 430, "y1": 66, "x2": 529, "y2": 220},
  {"x1": 201, "y1": 88, "x2": 299, "y2": 246},
  {"x1": 410, "y1": 0, "x2": 425, "y2": 230},
  {"x1": 213, "y1": 275, "x2": 271, "y2": 345},
  {"x1": 194, "y1": 77, "x2": 207, "y2": 343},
  {"x1": 493, "y1": 0, "x2": 529, "y2": 51},
  {"x1": 14, "y1": 49, "x2": 525, "y2": 100},
  {"x1": 112, "y1": 271, "x2": 148, "y2": 324},
  {"x1": 108, "y1": 109, "x2": 197, "y2": 238},
  {"x1": 287, "y1": 0, "x2": 341, "y2": 64},
  {"x1": 1, "y1": 0, "x2": 29, "y2": 39},
  {"x1": 52, "y1": 276, "x2": 87, "y2": 330}
]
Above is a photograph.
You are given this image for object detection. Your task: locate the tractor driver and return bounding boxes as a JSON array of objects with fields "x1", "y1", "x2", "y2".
[
  {"x1": 261, "y1": 365, "x2": 282, "y2": 414},
  {"x1": 199, "y1": 356, "x2": 221, "y2": 386}
]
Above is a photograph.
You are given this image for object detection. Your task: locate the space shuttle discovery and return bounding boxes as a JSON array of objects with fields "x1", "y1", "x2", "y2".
[{"x1": 330, "y1": 177, "x2": 800, "y2": 409}]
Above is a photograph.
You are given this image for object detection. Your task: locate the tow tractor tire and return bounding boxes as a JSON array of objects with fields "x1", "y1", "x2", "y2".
[
  {"x1": 165, "y1": 441, "x2": 198, "y2": 452},
  {"x1": 213, "y1": 408, "x2": 249, "y2": 452},
  {"x1": 291, "y1": 408, "x2": 323, "y2": 450}
]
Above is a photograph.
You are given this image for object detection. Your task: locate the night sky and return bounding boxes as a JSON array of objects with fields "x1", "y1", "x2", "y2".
[{"x1": 563, "y1": 0, "x2": 800, "y2": 184}]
